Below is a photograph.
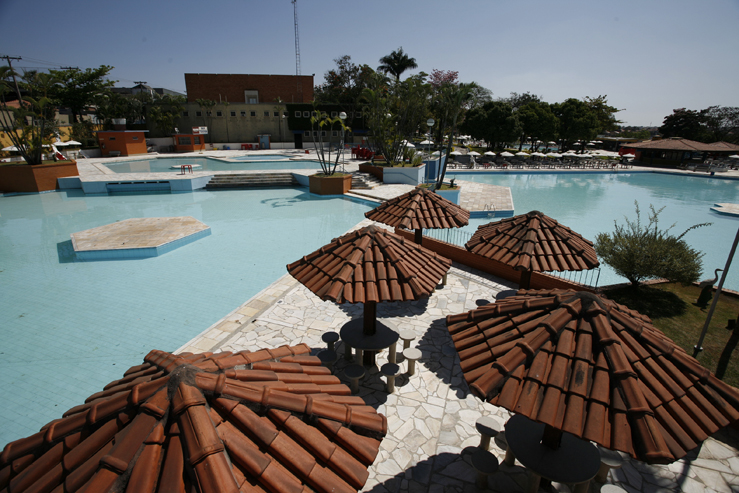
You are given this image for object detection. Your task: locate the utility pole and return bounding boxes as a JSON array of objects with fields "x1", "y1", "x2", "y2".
[
  {"x1": 292, "y1": 0, "x2": 302, "y2": 98},
  {"x1": 2, "y1": 56, "x2": 23, "y2": 104}
]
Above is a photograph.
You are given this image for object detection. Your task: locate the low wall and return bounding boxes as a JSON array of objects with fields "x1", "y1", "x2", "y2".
[
  {"x1": 395, "y1": 228, "x2": 595, "y2": 292},
  {"x1": 359, "y1": 164, "x2": 383, "y2": 181},
  {"x1": 383, "y1": 164, "x2": 426, "y2": 185}
]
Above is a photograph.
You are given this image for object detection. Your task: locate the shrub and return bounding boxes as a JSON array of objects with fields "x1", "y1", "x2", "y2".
[{"x1": 595, "y1": 202, "x2": 710, "y2": 287}]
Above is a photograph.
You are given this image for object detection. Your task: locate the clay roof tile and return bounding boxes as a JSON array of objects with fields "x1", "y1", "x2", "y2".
[
  {"x1": 0, "y1": 345, "x2": 384, "y2": 492},
  {"x1": 446, "y1": 288, "x2": 739, "y2": 464},
  {"x1": 365, "y1": 187, "x2": 470, "y2": 231}
]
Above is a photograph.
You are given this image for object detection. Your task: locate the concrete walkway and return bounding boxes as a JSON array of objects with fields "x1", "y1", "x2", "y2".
[{"x1": 177, "y1": 218, "x2": 739, "y2": 493}]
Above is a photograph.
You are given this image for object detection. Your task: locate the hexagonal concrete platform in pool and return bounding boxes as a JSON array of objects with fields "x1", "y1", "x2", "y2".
[{"x1": 71, "y1": 217, "x2": 211, "y2": 260}]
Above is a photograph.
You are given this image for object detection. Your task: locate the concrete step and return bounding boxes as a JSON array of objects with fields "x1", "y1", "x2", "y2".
[
  {"x1": 351, "y1": 172, "x2": 382, "y2": 190},
  {"x1": 206, "y1": 173, "x2": 297, "y2": 189}
]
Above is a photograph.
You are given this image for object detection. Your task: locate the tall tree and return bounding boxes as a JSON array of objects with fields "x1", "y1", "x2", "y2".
[
  {"x1": 584, "y1": 95, "x2": 621, "y2": 134},
  {"x1": 314, "y1": 55, "x2": 375, "y2": 106},
  {"x1": 702, "y1": 106, "x2": 739, "y2": 144},
  {"x1": 432, "y1": 80, "x2": 477, "y2": 190},
  {"x1": 516, "y1": 101, "x2": 557, "y2": 151},
  {"x1": 659, "y1": 108, "x2": 707, "y2": 141},
  {"x1": 459, "y1": 100, "x2": 519, "y2": 150},
  {"x1": 552, "y1": 98, "x2": 599, "y2": 152},
  {"x1": 49, "y1": 66, "x2": 114, "y2": 123},
  {"x1": 377, "y1": 47, "x2": 418, "y2": 81}
]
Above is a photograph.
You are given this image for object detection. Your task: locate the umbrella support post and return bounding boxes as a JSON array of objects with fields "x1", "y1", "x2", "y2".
[
  {"x1": 541, "y1": 424, "x2": 562, "y2": 449},
  {"x1": 519, "y1": 270, "x2": 533, "y2": 290},
  {"x1": 414, "y1": 229, "x2": 423, "y2": 245},
  {"x1": 363, "y1": 301, "x2": 377, "y2": 336}
]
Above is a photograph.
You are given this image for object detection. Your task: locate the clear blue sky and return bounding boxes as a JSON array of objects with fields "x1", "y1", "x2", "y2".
[{"x1": 2, "y1": 0, "x2": 738, "y2": 126}]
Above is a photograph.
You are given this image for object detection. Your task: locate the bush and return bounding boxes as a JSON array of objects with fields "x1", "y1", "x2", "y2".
[{"x1": 595, "y1": 202, "x2": 710, "y2": 287}]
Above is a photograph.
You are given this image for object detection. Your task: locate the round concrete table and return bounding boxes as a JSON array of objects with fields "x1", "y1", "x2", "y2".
[
  {"x1": 340, "y1": 318, "x2": 399, "y2": 366},
  {"x1": 504, "y1": 414, "x2": 600, "y2": 493}
]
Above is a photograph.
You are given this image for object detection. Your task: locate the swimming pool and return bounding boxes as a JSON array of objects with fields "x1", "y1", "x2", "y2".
[
  {"x1": 231, "y1": 154, "x2": 295, "y2": 161},
  {"x1": 105, "y1": 157, "x2": 322, "y2": 173},
  {"x1": 0, "y1": 188, "x2": 370, "y2": 445},
  {"x1": 448, "y1": 171, "x2": 739, "y2": 291}
]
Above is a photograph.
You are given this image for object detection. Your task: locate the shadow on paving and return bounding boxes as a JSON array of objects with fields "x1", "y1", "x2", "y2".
[{"x1": 365, "y1": 450, "x2": 530, "y2": 493}]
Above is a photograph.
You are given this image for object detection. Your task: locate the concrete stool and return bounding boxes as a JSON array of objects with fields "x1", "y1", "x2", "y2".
[
  {"x1": 381, "y1": 363, "x2": 401, "y2": 393},
  {"x1": 599, "y1": 485, "x2": 627, "y2": 493},
  {"x1": 595, "y1": 446, "x2": 625, "y2": 483},
  {"x1": 471, "y1": 448, "x2": 499, "y2": 489},
  {"x1": 344, "y1": 342, "x2": 353, "y2": 361},
  {"x1": 344, "y1": 364, "x2": 365, "y2": 394},
  {"x1": 322, "y1": 331, "x2": 339, "y2": 351},
  {"x1": 317, "y1": 349, "x2": 338, "y2": 373},
  {"x1": 403, "y1": 347, "x2": 422, "y2": 376},
  {"x1": 354, "y1": 348, "x2": 364, "y2": 365},
  {"x1": 399, "y1": 329, "x2": 416, "y2": 350},
  {"x1": 476, "y1": 416, "x2": 502, "y2": 451}
]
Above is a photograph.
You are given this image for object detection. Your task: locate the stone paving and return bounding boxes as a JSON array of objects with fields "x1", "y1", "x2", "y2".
[{"x1": 177, "y1": 221, "x2": 739, "y2": 493}]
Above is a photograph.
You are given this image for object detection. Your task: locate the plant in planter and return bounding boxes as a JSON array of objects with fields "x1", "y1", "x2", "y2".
[
  {"x1": 0, "y1": 67, "x2": 60, "y2": 165},
  {"x1": 309, "y1": 108, "x2": 351, "y2": 176}
]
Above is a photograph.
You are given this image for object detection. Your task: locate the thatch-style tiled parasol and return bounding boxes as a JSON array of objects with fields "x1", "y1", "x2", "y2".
[
  {"x1": 288, "y1": 225, "x2": 452, "y2": 364},
  {"x1": 0, "y1": 345, "x2": 386, "y2": 493},
  {"x1": 446, "y1": 288, "x2": 739, "y2": 464},
  {"x1": 465, "y1": 210, "x2": 599, "y2": 288},
  {"x1": 365, "y1": 187, "x2": 470, "y2": 244}
]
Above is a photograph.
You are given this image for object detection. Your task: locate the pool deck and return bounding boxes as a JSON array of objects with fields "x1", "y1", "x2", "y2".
[{"x1": 173, "y1": 218, "x2": 739, "y2": 493}]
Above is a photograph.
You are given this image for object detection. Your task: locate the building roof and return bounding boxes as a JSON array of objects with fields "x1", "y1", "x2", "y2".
[
  {"x1": 0, "y1": 345, "x2": 386, "y2": 493},
  {"x1": 446, "y1": 289, "x2": 739, "y2": 464},
  {"x1": 465, "y1": 211, "x2": 599, "y2": 273},
  {"x1": 364, "y1": 187, "x2": 470, "y2": 231},
  {"x1": 287, "y1": 225, "x2": 452, "y2": 304},
  {"x1": 626, "y1": 138, "x2": 717, "y2": 152},
  {"x1": 705, "y1": 141, "x2": 739, "y2": 151}
]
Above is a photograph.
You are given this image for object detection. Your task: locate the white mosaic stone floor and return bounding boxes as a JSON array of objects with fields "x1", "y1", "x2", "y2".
[{"x1": 178, "y1": 262, "x2": 739, "y2": 493}]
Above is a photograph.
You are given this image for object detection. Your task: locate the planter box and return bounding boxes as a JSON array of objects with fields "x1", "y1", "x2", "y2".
[
  {"x1": 309, "y1": 173, "x2": 352, "y2": 195},
  {"x1": 383, "y1": 164, "x2": 426, "y2": 185},
  {"x1": 0, "y1": 161, "x2": 79, "y2": 193},
  {"x1": 359, "y1": 163, "x2": 383, "y2": 181}
]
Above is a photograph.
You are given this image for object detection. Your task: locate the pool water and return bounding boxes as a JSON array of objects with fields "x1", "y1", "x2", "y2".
[
  {"x1": 231, "y1": 154, "x2": 295, "y2": 161},
  {"x1": 0, "y1": 188, "x2": 370, "y2": 445},
  {"x1": 449, "y1": 171, "x2": 739, "y2": 290},
  {"x1": 105, "y1": 157, "x2": 322, "y2": 173}
]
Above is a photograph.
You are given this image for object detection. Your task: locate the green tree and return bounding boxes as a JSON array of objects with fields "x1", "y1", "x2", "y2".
[
  {"x1": 702, "y1": 106, "x2": 739, "y2": 144},
  {"x1": 659, "y1": 108, "x2": 707, "y2": 141},
  {"x1": 149, "y1": 94, "x2": 185, "y2": 136},
  {"x1": 432, "y1": 80, "x2": 477, "y2": 190},
  {"x1": 516, "y1": 101, "x2": 557, "y2": 151},
  {"x1": 552, "y1": 98, "x2": 599, "y2": 152},
  {"x1": 595, "y1": 202, "x2": 710, "y2": 288},
  {"x1": 377, "y1": 47, "x2": 418, "y2": 81},
  {"x1": 314, "y1": 55, "x2": 375, "y2": 106},
  {"x1": 49, "y1": 66, "x2": 114, "y2": 123},
  {"x1": 460, "y1": 100, "x2": 519, "y2": 150},
  {"x1": 360, "y1": 72, "x2": 430, "y2": 165},
  {"x1": 0, "y1": 67, "x2": 60, "y2": 165},
  {"x1": 584, "y1": 95, "x2": 621, "y2": 134}
]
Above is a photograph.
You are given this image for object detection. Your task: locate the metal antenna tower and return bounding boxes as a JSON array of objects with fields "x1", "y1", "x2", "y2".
[{"x1": 292, "y1": 0, "x2": 301, "y2": 77}]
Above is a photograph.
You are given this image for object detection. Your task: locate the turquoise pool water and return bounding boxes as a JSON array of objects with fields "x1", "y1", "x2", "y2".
[
  {"x1": 231, "y1": 154, "x2": 294, "y2": 161},
  {"x1": 0, "y1": 188, "x2": 370, "y2": 445},
  {"x1": 449, "y1": 171, "x2": 739, "y2": 291},
  {"x1": 105, "y1": 157, "x2": 322, "y2": 173}
]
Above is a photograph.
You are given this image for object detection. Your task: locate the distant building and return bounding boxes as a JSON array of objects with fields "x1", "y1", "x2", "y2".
[
  {"x1": 111, "y1": 84, "x2": 185, "y2": 98},
  {"x1": 177, "y1": 74, "x2": 315, "y2": 145},
  {"x1": 624, "y1": 137, "x2": 739, "y2": 166}
]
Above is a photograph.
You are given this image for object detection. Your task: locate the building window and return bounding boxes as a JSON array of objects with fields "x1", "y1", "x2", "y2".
[
  {"x1": 295, "y1": 111, "x2": 301, "y2": 117},
  {"x1": 230, "y1": 111, "x2": 236, "y2": 117},
  {"x1": 109, "y1": 137, "x2": 116, "y2": 141},
  {"x1": 311, "y1": 111, "x2": 317, "y2": 118},
  {"x1": 182, "y1": 111, "x2": 189, "y2": 117},
  {"x1": 321, "y1": 131, "x2": 327, "y2": 137},
  {"x1": 250, "y1": 111, "x2": 256, "y2": 117},
  {"x1": 264, "y1": 111, "x2": 270, "y2": 117},
  {"x1": 273, "y1": 111, "x2": 279, "y2": 117},
  {"x1": 244, "y1": 90, "x2": 259, "y2": 104},
  {"x1": 196, "y1": 111, "x2": 202, "y2": 117},
  {"x1": 194, "y1": 136, "x2": 201, "y2": 144},
  {"x1": 178, "y1": 137, "x2": 191, "y2": 145},
  {"x1": 331, "y1": 111, "x2": 337, "y2": 118},
  {"x1": 304, "y1": 130, "x2": 311, "y2": 136},
  {"x1": 240, "y1": 111, "x2": 246, "y2": 117},
  {"x1": 132, "y1": 136, "x2": 139, "y2": 140},
  {"x1": 303, "y1": 111, "x2": 309, "y2": 118},
  {"x1": 283, "y1": 111, "x2": 289, "y2": 117},
  {"x1": 206, "y1": 111, "x2": 212, "y2": 117},
  {"x1": 332, "y1": 131, "x2": 338, "y2": 137},
  {"x1": 313, "y1": 131, "x2": 319, "y2": 137},
  {"x1": 216, "y1": 111, "x2": 223, "y2": 117}
]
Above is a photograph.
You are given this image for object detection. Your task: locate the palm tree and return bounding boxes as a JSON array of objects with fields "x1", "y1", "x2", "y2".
[{"x1": 377, "y1": 47, "x2": 418, "y2": 81}]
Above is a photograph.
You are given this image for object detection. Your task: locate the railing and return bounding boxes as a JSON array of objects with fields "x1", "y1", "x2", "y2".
[{"x1": 421, "y1": 227, "x2": 601, "y2": 288}]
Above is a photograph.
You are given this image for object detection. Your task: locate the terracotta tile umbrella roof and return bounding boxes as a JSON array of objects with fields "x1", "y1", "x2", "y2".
[
  {"x1": 465, "y1": 210, "x2": 599, "y2": 288},
  {"x1": 287, "y1": 224, "x2": 452, "y2": 335},
  {"x1": 0, "y1": 344, "x2": 387, "y2": 493},
  {"x1": 364, "y1": 187, "x2": 470, "y2": 244},
  {"x1": 446, "y1": 289, "x2": 739, "y2": 464}
]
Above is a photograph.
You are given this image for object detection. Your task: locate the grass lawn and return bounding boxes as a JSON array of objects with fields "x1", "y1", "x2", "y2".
[{"x1": 604, "y1": 283, "x2": 739, "y2": 389}]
